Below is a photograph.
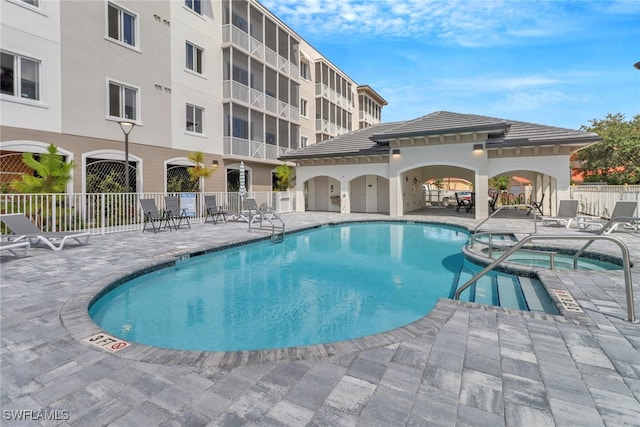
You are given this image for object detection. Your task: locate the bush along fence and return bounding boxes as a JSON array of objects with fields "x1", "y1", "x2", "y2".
[{"x1": 571, "y1": 184, "x2": 640, "y2": 218}]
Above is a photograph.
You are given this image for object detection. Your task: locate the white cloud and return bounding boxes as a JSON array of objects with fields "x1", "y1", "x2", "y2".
[{"x1": 261, "y1": 0, "x2": 580, "y2": 47}]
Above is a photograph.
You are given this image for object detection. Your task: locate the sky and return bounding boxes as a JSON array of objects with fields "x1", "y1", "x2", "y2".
[{"x1": 261, "y1": 0, "x2": 640, "y2": 130}]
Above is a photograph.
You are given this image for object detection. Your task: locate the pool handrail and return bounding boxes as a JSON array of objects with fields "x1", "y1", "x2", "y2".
[
  {"x1": 573, "y1": 216, "x2": 640, "y2": 269},
  {"x1": 455, "y1": 234, "x2": 636, "y2": 323},
  {"x1": 473, "y1": 204, "x2": 538, "y2": 234}
]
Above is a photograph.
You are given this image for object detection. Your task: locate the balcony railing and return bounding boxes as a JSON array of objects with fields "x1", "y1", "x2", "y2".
[
  {"x1": 0, "y1": 192, "x2": 295, "y2": 235},
  {"x1": 223, "y1": 25, "x2": 299, "y2": 80},
  {"x1": 223, "y1": 137, "x2": 287, "y2": 162}
]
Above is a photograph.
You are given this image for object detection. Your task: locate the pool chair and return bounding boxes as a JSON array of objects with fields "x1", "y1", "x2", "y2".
[
  {"x1": 204, "y1": 195, "x2": 227, "y2": 225},
  {"x1": 259, "y1": 202, "x2": 281, "y2": 221},
  {"x1": 579, "y1": 201, "x2": 638, "y2": 234},
  {"x1": 0, "y1": 213, "x2": 90, "y2": 251},
  {"x1": 164, "y1": 196, "x2": 191, "y2": 230},
  {"x1": 528, "y1": 193, "x2": 544, "y2": 216},
  {"x1": 0, "y1": 241, "x2": 30, "y2": 257},
  {"x1": 454, "y1": 192, "x2": 469, "y2": 212},
  {"x1": 541, "y1": 200, "x2": 579, "y2": 228},
  {"x1": 139, "y1": 198, "x2": 172, "y2": 233}
]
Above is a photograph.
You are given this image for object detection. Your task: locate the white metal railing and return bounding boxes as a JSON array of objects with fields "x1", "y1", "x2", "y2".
[
  {"x1": 223, "y1": 136, "x2": 282, "y2": 161},
  {"x1": 249, "y1": 36, "x2": 264, "y2": 60},
  {"x1": 250, "y1": 88, "x2": 264, "y2": 109},
  {"x1": 0, "y1": 192, "x2": 295, "y2": 235},
  {"x1": 265, "y1": 46, "x2": 278, "y2": 69},
  {"x1": 265, "y1": 94, "x2": 278, "y2": 115}
]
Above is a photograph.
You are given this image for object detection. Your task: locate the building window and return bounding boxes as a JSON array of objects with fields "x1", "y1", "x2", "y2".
[
  {"x1": 20, "y1": 0, "x2": 39, "y2": 7},
  {"x1": 186, "y1": 104, "x2": 203, "y2": 133},
  {"x1": 108, "y1": 81, "x2": 137, "y2": 120},
  {"x1": 300, "y1": 60, "x2": 309, "y2": 80},
  {"x1": 1, "y1": 51, "x2": 40, "y2": 100},
  {"x1": 185, "y1": 42, "x2": 203, "y2": 74},
  {"x1": 301, "y1": 136, "x2": 308, "y2": 148},
  {"x1": 300, "y1": 98, "x2": 308, "y2": 118},
  {"x1": 185, "y1": 0, "x2": 201, "y2": 14},
  {"x1": 107, "y1": 3, "x2": 137, "y2": 47}
]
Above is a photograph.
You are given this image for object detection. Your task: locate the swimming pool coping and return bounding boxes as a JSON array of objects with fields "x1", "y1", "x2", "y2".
[{"x1": 58, "y1": 218, "x2": 605, "y2": 368}]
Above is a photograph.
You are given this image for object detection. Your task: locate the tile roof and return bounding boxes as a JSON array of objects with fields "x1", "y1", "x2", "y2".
[
  {"x1": 279, "y1": 121, "x2": 401, "y2": 160},
  {"x1": 280, "y1": 111, "x2": 600, "y2": 160}
]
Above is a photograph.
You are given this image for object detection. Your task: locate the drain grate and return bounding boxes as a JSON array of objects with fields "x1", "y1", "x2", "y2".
[{"x1": 551, "y1": 289, "x2": 583, "y2": 313}]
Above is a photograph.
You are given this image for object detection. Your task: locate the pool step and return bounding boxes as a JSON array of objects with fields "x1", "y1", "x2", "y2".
[{"x1": 455, "y1": 265, "x2": 558, "y2": 314}]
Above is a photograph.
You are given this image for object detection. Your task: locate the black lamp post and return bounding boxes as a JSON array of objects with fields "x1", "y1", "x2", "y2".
[{"x1": 118, "y1": 121, "x2": 135, "y2": 193}]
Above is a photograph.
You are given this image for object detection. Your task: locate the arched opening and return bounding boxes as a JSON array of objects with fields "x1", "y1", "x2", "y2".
[
  {"x1": 304, "y1": 175, "x2": 341, "y2": 212},
  {"x1": 349, "y1": 174, "x2": 389, "y2": 213}
]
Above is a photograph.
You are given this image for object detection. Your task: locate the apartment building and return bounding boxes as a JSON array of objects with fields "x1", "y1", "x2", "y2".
[{"x1": 0, "y1": 0, "x2": 387, "y2": 194}]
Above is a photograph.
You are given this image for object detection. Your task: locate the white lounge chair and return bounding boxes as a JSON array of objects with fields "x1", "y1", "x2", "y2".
[
  {"x1": 541, "y1": 200, "x2": 579, "y2": 228},
  {"x1": 0, "y1": 213, "x2": 90, "y2": 251},
  {"x1": 0, "y1": 241, "x2": 30, "y2": 257},
  {"x1": 580, "y1": 201, "x2": 638, "y2": 234}
]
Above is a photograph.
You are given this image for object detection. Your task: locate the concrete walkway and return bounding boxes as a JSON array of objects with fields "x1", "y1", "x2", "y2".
[{"x1": 1, "y1": 211, "x2": 639, "y2": 426}]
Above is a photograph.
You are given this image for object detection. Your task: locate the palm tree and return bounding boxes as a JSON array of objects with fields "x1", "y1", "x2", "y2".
[
  {"x1": 10, "y1": 144, "x2": 74, "y2": 193},
  {"x1": 186, "y1": 151, "x2": 216, "y2": 191}
]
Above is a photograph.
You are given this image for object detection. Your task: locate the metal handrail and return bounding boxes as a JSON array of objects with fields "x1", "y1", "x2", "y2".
[
  {"x1": 573, "y1": 216, "x2": 640, "y2": 269},
  {"x1": 470, "y1": 231, "x2": 557, "y2": 269},
  {"x1": 454, "y1": 234, "x2": 636, "y2": 323},
  {"x1": 473, "y1": 204, "x2": 538, "y2": 234}
]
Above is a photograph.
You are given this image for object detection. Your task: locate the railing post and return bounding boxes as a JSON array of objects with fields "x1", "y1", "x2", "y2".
[{"x1": 101, "y1": 193, "x2": 106, "y2": 235}]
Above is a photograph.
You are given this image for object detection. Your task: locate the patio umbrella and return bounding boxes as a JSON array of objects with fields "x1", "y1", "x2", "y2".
[{"x1": 239, "y1": 161, "x2": 246, "y2": 198}]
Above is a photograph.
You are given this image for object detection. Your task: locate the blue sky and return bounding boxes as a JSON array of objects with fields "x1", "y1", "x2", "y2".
[{"x1": 262, "y1": 0, "x2": 640, "y2": 130}]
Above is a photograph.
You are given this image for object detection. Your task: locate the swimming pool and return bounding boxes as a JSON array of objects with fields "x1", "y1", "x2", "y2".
[{"x1": 89, "y1": 222, "x2": 470, "y2": 351}]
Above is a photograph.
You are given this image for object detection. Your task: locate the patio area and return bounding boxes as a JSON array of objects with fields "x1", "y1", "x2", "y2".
[{"x1": 1, "y1": 211, "x2": 639, "y2": 426}]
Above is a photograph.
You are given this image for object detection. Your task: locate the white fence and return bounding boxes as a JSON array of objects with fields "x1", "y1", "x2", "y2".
[
  {"x1": 571, "y1": 185, "x2": 640, "y2": 218},
  {"x1": 0, "y1": 191, "x2": 295, "y2": 235}
]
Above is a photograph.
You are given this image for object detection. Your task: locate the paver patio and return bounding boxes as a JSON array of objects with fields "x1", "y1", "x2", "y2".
[{"x1": 1, "y1": 211, "x2": 639, "y2": 426}]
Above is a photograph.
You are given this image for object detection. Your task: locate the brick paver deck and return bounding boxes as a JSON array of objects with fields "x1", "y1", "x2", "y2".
[{"x1": 1, "y1": 211, "x2": 639, "y2": 426}]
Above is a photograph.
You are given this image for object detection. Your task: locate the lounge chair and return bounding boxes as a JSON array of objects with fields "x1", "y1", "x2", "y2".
[
  {"x1": 0, "y1": 213, "x2": 90, "y2": 251},
  {"x1": 204, "y1": 195, "x2": 227, "y2": 225},
  {"x1": 139, "y1": 198, "x2": 172, "y2": 233},
  {"x1": 465, "y1": 193, "x2": 475, "y2": 213},
  {"x1": 0, "y1": 241, "x2": 30, "y2": 257},
  {"x1": 541, "y1": 200, "x2": 579, "y2": 228},
  {"x1": 164, "y1": 196, "x2": 191, "y2": 229},
  {"x1": 579, "y1": 201, "x2": 638, "y2": 234},
  {"x1": 228, "y1": 198, "x2": 251, "y2": 223},
  {"x1": 455, "y1": 192, "x2": 469, "y2": 212},
  {"x1": 488, "y1": 191, "x2": 499, "y2": 212},
  {"x1": 259, "y1": 202, "x2": 281, "y2": 221},
  {"x1": 528, "y1": 193, "x2": 544, "y2": 216}
]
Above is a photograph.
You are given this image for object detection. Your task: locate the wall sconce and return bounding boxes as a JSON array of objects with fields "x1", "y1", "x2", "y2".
[
  {"x1": 211, "y1": 159, "x2": 219, "y2": 170},
  {"x1": 473, "y1": 144, "x2": 484, "y2": 151},
  {"x1": 413, "y1": 177, "x2": 418, "y2": 184},
  {"x1": 392, "y1": 149, "x2": 401, "y2": 156}
]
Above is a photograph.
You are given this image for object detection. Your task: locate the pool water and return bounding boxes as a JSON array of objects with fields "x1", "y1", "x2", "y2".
[
  {"x1": 89, "y1": 222, "x2": 470, "y2": 351},
  {"x1": 494, "y1": 250, "x2": 622, "y2": 271}
]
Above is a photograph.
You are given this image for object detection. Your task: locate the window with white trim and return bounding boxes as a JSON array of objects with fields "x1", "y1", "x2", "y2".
[
  {"x1": 108, "y1": 81, "x2": 137, "y2": 120},
  {"x1": 186, "y1": 104, "x2": 203, "y2": 133},
  {"x1": 1, "y1": 51, "x2": 40, "y2": 100},
  {"x1": 300, "y1": 98, "x2": 308, "y2": 118},
  {"x1": 185, "y1": 0, "x2": 201, "y2": 14},
  {"x1": 186, "y1": 42, "x2": 203, "y2": 74},
  {"x1": 107, "y1": 3, "x2": 137, "y2": 47},
  {"x1": 301, "y1": 136, "x2": 308, "y2": 148}
]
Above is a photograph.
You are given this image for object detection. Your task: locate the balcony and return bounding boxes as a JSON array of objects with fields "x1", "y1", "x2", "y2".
[
  {"x1": 315, "y1": 83, "x2": 354, "y2": 112},
  {"x1": 223, "y1": 137, "x2": 287, "y2": 161},
  {"x1": 223, "y1": 25, "x2": 299, "y2": 81},
  {"x1": 359, "y1": 110, "x2": 380, "y2": 125}
]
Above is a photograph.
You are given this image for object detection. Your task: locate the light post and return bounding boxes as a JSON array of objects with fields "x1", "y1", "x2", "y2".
[{"x1": 118, "y1": 121, "x2": 135, "y2": 193}]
